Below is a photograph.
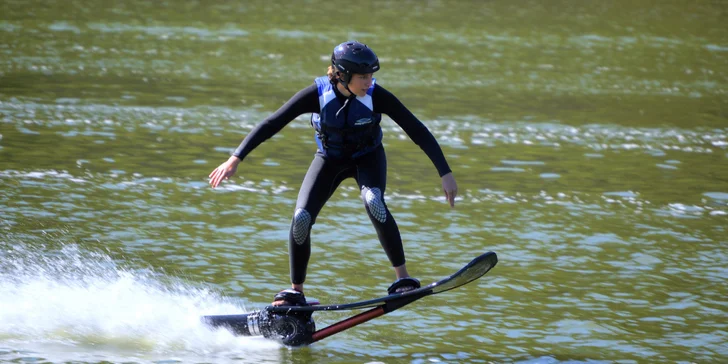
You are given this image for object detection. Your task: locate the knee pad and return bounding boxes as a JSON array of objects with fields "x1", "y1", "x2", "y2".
[
  {"x1": 362, "y1": 187, "x2": 387, "y2": 223},
  {"x1": 291, "y1": 208, "x2": 311, "y2": 245}
]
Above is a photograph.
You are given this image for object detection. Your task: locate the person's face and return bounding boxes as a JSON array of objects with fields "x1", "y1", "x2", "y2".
[{"x1": 347, "y1": 73, "x2": 373, "y2": 97}]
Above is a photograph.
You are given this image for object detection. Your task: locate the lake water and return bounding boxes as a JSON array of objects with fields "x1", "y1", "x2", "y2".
[{"x1": 1, "y1": 1, "x2": 727, "y2": 363}]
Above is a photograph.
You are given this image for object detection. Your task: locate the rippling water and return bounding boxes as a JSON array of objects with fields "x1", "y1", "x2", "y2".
[{"x1": 1, "y1": 0, "x2": 727, "y2": 363}]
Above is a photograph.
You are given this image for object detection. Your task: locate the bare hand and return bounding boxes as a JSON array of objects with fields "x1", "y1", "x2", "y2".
[
  {"x1": 209, "y1": 156, "x2": 241, "y2": 188},
  {"x1": 441, "y1": 172, "x2": 458, "y2": 207}
]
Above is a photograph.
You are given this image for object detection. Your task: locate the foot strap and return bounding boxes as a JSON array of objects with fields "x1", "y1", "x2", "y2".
[
  {"x1": 387, "y1": 277, "x2": 421, "y2": 295},
  {"x1": 273, "y1": 288, "x2": 308, "y2": 306}
]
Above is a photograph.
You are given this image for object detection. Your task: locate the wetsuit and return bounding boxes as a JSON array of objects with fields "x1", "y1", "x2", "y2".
[{"x1": 233, "y1": 80, "x2": 451, "y2": 284}]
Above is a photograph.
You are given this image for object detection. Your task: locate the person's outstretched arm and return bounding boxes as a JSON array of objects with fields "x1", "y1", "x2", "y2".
[
  {"x1": 209, "y1": 84, "x2": 319, "y2": 188},
  {"x1": 373, "y1": 84, "x2": 458, "y2": 207}
]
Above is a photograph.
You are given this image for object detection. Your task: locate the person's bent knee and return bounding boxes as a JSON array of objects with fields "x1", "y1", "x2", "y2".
[
  {"x1": 291, "y1": 208, "x2": 311, "y2": 245},
  {"x1": 361, "y1": 187, "x2": 387, "y2": 223}
]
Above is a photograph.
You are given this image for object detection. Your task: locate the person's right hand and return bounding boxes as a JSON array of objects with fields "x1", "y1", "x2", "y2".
[{"x1": 209, "y1": 155, "x2": 241, "y2": 188}]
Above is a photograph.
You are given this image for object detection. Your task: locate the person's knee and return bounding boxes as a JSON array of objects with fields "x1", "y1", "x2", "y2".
[
  {"x1": 291, "y1": 208, "x2": 311, "y2": 245},
  {"x1": 361, "y1": 187, "x2": 387, "y2": 223}
]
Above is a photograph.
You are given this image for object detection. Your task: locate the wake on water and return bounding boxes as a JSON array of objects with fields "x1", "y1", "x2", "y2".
[{"x1": 0, "y1": 241, "x2": 282, "y2": 362}]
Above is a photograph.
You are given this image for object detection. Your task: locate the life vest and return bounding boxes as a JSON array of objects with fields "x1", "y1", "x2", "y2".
[{"x1": 311, "y1": 76, "x2": 383, "y2": 159}]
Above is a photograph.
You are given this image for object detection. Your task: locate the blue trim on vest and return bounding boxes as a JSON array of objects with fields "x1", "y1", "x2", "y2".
[{"x1": 311, "y1": 76, "x2": 383, "y2": 159}]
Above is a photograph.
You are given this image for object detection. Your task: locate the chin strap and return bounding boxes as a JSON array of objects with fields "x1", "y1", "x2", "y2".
[
  {"x1": 343, "y1": 83, "x2": 355, "y2": 97},
  {"x1": 335, "y1": 72, "x2": 356, "y2": 98}
]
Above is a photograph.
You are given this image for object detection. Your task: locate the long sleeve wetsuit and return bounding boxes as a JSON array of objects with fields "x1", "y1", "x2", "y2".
[{"x1": 233, "y1": 82, "x2": 451, "y2": 285}]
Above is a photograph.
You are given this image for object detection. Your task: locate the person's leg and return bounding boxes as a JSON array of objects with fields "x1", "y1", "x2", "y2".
[
  {"x1": 278, "y1": 153, "x2": 351, "y2": 301},
  {"x1": 354, "y1": 146, "x2": 417, "y2": 291}
]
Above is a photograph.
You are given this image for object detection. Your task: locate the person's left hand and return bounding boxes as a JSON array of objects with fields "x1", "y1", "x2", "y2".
[{"x1": 441, "y1": 172, "x2": 458, "y2": 207}]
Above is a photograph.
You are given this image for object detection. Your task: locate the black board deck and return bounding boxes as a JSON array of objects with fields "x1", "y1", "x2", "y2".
[
  {"x1": 266, "y1": 251, "x2": 497, "y2": 313},
  {"x1": 201, "y1": 251, "x2": 498, "y2": 345}
]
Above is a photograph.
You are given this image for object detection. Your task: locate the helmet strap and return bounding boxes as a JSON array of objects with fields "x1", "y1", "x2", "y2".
[
  {"x1": 336, "y1": 71, "x2": 356, "y2": 97},
  {"x1": 344, "y1": 83, "x2": 355, "y2": 97}
]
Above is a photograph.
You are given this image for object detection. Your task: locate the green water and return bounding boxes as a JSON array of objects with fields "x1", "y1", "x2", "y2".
[{"x1": 1, "y1": 1, "x2": 727, "y2": 363}]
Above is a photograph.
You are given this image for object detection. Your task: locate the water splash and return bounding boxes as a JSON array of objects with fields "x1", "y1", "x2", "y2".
[{"x1": 0, "y1": 242, "x2": 281, "y2": 363}]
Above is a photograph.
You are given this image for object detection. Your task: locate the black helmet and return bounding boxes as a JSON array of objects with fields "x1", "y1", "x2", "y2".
[{"x1": 331, "y1": 41, "x2": 379, "y2": 85}]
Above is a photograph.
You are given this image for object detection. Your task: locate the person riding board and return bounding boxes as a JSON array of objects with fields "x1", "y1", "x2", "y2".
[{"x1": 209, "y1": 41, "x2": 458, "y2": 306}]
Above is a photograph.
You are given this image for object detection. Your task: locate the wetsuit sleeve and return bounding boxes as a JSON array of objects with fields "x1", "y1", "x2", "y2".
[
  {"x1": 233, "y1": 84, "x2": 320, "y2": 160},
  {"x1": 372, "y1": 84, "x2": 452, "y2": 177}
]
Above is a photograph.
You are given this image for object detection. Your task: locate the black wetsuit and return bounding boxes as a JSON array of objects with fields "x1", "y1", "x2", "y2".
[{"x1": 233, "y1": 82, "x2": 451, "y2": 284}]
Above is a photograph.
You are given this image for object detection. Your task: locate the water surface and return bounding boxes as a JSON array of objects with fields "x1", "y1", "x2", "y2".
[{"x1": 1, "y1": 0, "x2": 727, "y2": 363}]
